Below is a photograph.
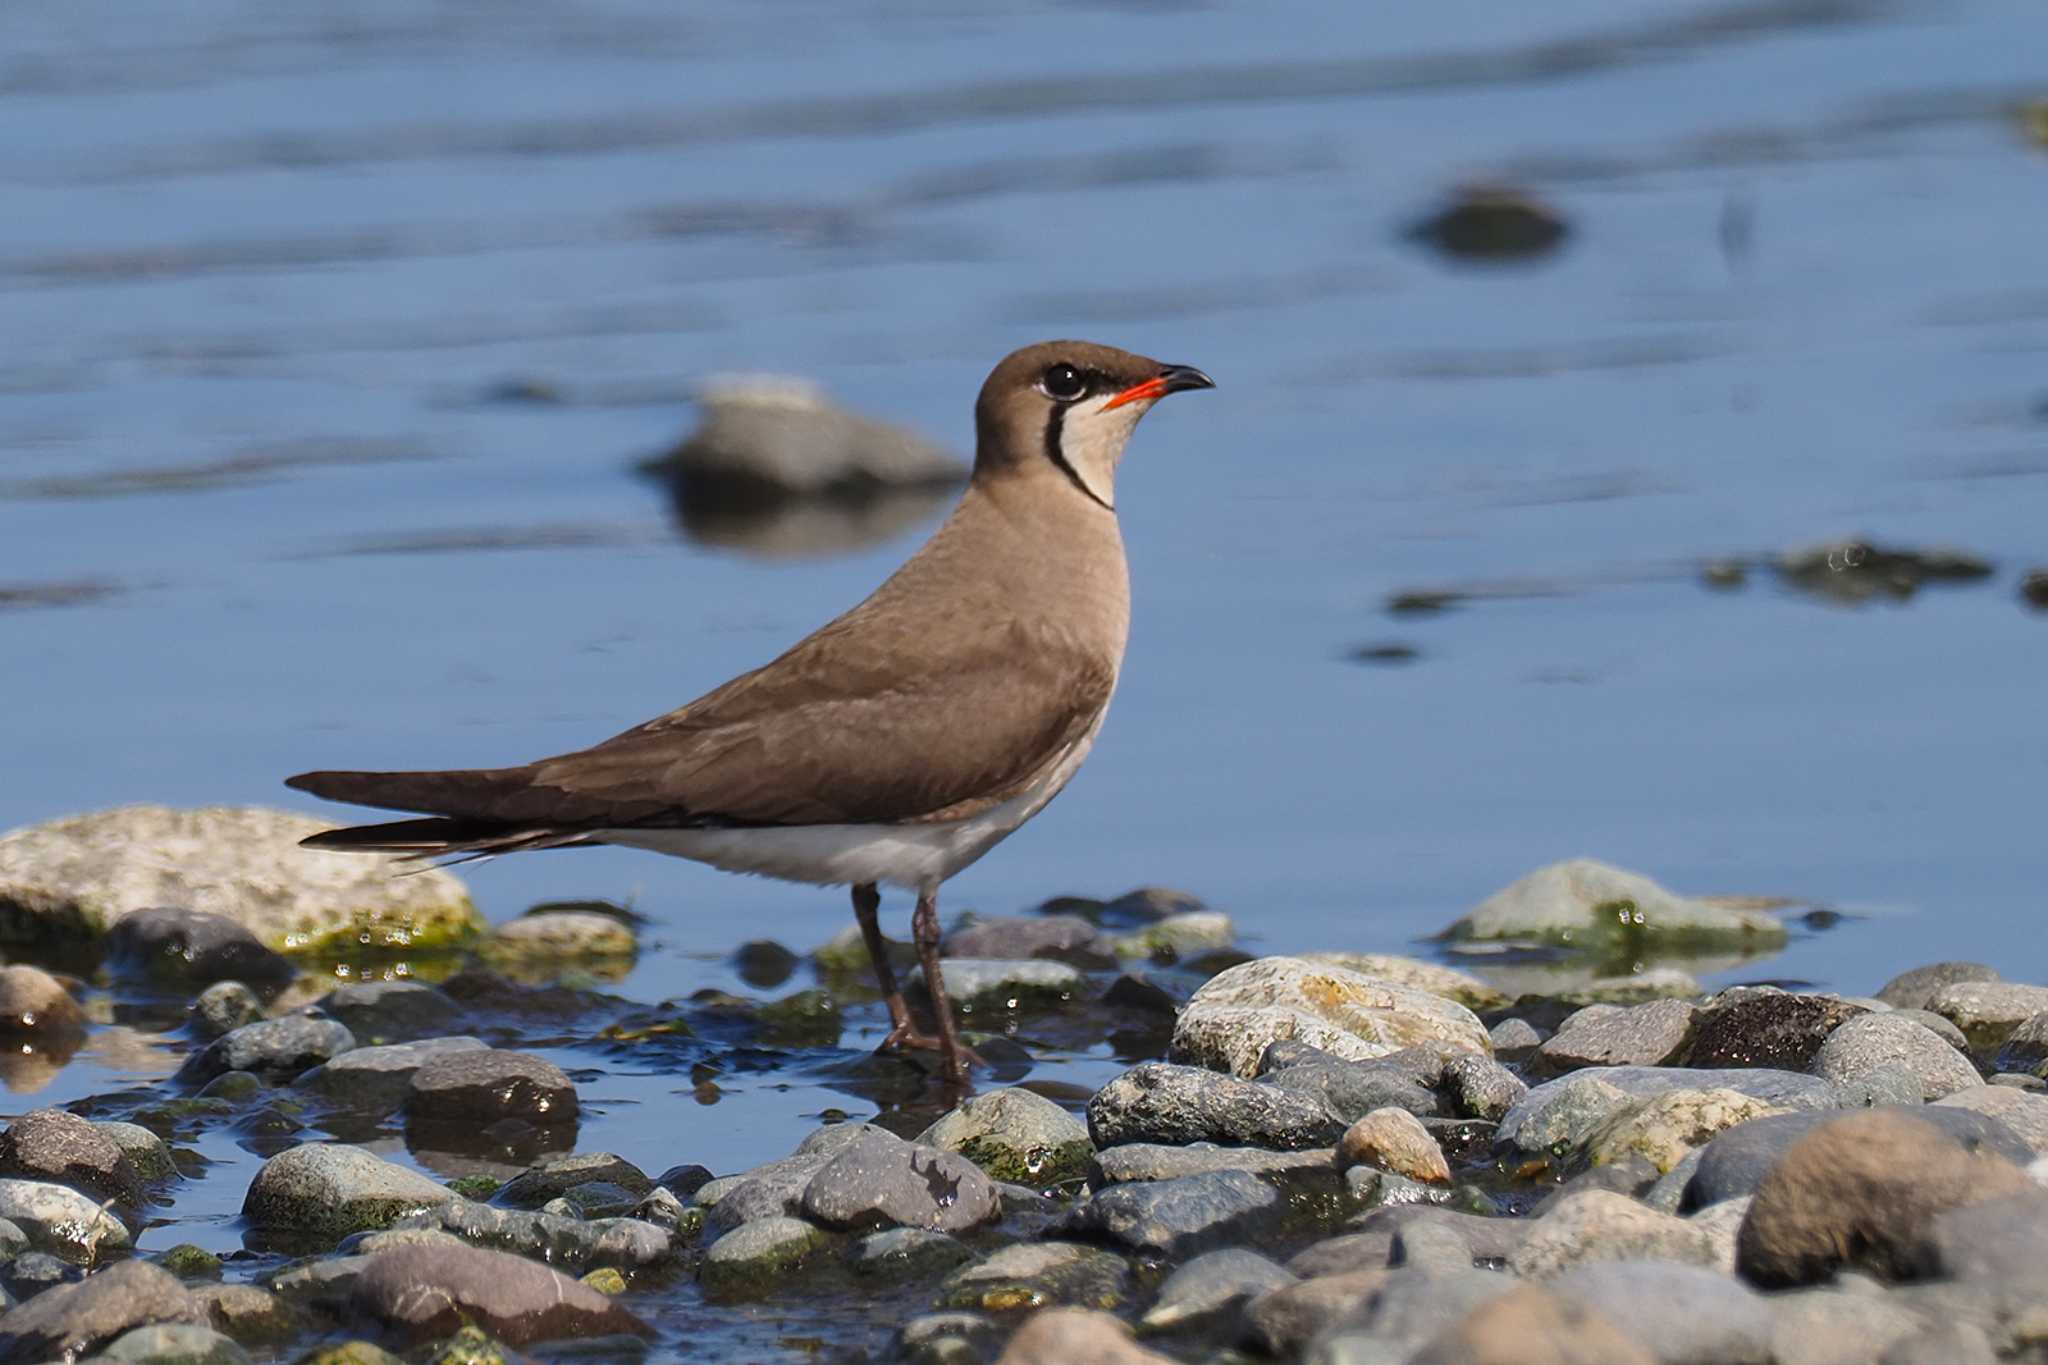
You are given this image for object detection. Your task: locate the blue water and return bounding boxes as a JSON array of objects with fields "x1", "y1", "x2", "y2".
[{"x1": 3, "y1": 0, "x2": 2047, "y2": 1351}]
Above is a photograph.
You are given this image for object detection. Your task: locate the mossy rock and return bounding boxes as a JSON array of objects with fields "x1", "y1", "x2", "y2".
[
  {"x1": 755, "y1": 989, "x2": 842, "y2": 1048},
  {"x1": 1440, "y1": 859, "x2": 1788, "y2": 952}
]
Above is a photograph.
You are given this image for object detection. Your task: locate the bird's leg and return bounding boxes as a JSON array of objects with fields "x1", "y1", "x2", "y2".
[
  {"x1": 912, "y1": 889, "x2": 984, "y2": 1084},
  {"x1": 852, "y1": 882, "x2": 934, "y2": 1050}
]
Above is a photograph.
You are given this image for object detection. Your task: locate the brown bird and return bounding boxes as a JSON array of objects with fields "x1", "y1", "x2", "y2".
[{"x1": 286, "y1": 340, "x2": 1214, "y2": 1083}]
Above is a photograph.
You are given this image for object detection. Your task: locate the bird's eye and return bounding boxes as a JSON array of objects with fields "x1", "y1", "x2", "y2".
[{"x1": 1038, "y1": 363, "x2": 1086, "y2": 402}]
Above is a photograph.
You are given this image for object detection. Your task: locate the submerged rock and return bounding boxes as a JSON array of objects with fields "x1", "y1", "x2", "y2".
[
  {"x1": 1441, "y1": 858, "x2": 1786, "y2": 950},
  {"x1": 1774, "y1": 539, "x2": 1994, "y2": 605},
  {"x1": 193, "y1": 982, "x2": 264, "y2": 1038},
  {"x1": 0, "y1": 805, "x2": 481, "y2": 954},
  {"x1": 848, "y1": 1227, "x2": 971, "y2": 1281},
  {"x1": 942, "y1": 914, "x2": 1111, "y2": 966},
  {"x1": 1170, "y1": 956, "x2": 1490, "y2": 1077},
  {"x1": 1408, "y1": 184, "x2": 1570, "y2": 261},
  {"x1": 917, "y1": 957, "x2": 1083, "y2": 1014}
]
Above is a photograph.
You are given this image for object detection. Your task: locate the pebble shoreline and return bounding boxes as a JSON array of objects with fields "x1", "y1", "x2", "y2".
[{"x1": 0, "y1": 809, "x2": 2044, "y2": 1363}]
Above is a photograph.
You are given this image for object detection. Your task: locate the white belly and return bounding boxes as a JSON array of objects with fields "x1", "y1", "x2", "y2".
[{"x1": 600, "y1": 720, "x2": 1101, "y2": 894}]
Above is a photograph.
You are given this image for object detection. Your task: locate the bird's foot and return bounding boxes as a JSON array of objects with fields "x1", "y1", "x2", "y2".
[{"x1": 878, "y1": 1023, "x2": 986, "y2": 1078}]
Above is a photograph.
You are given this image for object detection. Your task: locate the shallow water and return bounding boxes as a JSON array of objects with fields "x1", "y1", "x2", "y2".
[{"x1": 3, "y1": 0, "x2": 2047, "y2": 1355}]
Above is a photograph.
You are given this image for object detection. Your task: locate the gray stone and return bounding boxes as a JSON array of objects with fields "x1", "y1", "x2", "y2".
[
  {"x1": 265, "y1": 1253, "x2": 369, "y2": 1307},
  {"x1": 484, "y1": 910, "x2": 636, "y2": 960},
  {"x1": 1689, "y1": 1193, "x2": 1752, "y2": 1274},
  {"x1": 1170, "y1": 957, "x2": 1491, "y2": 1078},
  {"x1": 942, "y1": 914, "x2": 1111, "y2": 965},
  {"x1": 0, "y1": 1263, "x2": 199, "y2": 1362},
  {"x1": 1832, "y1": 1064, "x2": 1932, "y2": 1109},
  {"x1": 1892, "y1": 1009, "x2": 1970, "y2": 1052},
  {"x1": 0, "y1": 1217, "x2": 26, "y2": 1261},
  {"x1": 0, "y1": 1108, "x2": 143, "y2": 1208},
  {"x1": 1992, "y1": 1010, "x2": 2048, "y2": 1073},
  {"x1": 1687, "y1": 988, "x2": 1866, "y2": 1071},
  {"x1": 0, "y1": 1178, "x2": 132, "y2": 1262},
  {"x1": 299, "y1": 1036, "x2": 489, "y2": 1107},
  {"x1": 1769, "y1": 1287, "x2": 1934, "y2": 1365},
  {"x1": 699, "y1": 1216, "x2": 833, "y2": 1297},
  {"x1": 917, "y1": 957, "x2": 1083, "y2": 1014},
  {"x1": 1906, "y1": 1186, "x2": 2048, "y2": 1284},
  {"x1": 1440, "y1": 858, "x2": 1787, "y2": 948},
  {"x1": 799, "y1": 1128, "x2": 999, "y2": 1233},
  {"x1": 940, "y1": 1241, "x2": 1131, "y2": 1311},
  {"x1": 242, "y1": 1143, "x2": 452, "y2": 1245},
  {"x1": 492, "y1": 1151, "x2": 653, "y2": 1209},
  {"x1": 1538, "y1": 998, "x2": 1699, "y2": 1072},
  {"x1": 1927, "y1": 980, "x2": 2048, "y2": 1049},
  {"x1": 1509, "y1": 1190, "x2": 1718, "y2": 1277},
  {"x1": 1812, "y1": 1013, "x2": 1980, "y2": 1100},
  {"x1": 1683, "y1": 1104, "x2": 2034, "y2": 1210},
  {"x1": 192, "y1": 983, "x2": 263, "y2": 1038},
  {"x1": 385, "y1": 1197, "x2": 673, "y2": 1271},
  {"x1": 316, "y1": 981, "x2": 463, "y2": 1042},
  {"x1": 1390, "y1": 1219, "x2": 1472, "y2": 1273},
  {"x1": 1932, "y1": 1085, "x2": 2048, "y2": 1155},
  {"x1": 406, "y1": 1049, "x2": 578, "y2": 1122},
  {"x1": 105, "y1": 907, "x2": 294, "y2": 989},
  {"x1": 848, "y1": 1227, "x2": 970, "y2": 1280},
  {"x1": 1500, "y1": 1066, "x2": 1840, "y2": 1157},
  {"x1": 1110, "y1": 911, "x2": 1236, "y2": 959},
  {"x1": 1091, "y1": 1142, "x2": 1336, "y2": 1185},
  {"x1": 1057, "y1": 1168, "x2": 1294, "y2": 1259},
  {"x1": 1876, "y1": 962, "x2": 1999, "y2": 1011},
  {"x1": 98, "y1": 1324, "x2": 251, "y2": 1365},
  {"x1": 915, "y1": 1087, "x2": 1092, "y2": 1187},
  {"x1": 1141, "y1": 1247, "x2": 1294, "y2": 1331},
  {"x1": 1488, "y1": 1018, "x2": 1542, "y2": 1055},
  {"x1": 1585, "y1": 1088, "x2": 1795, "y2": 1175},
  {"x1": 1243, "y1": 1270, "x2": 1389, "y2": 1357},
  {"x1": 0, "y1": 805, "x2": 480, "y2": 955},
  {"x1": 1314, "y1": 1265, "x2": 1520, "y2": 1356},
  {"x1": 1265, "y1": 1057, "x2": 1445, "y2": 1121},
  {"x1": 1879, "y1": 1321, "x2": 1998, "y2": 1365},
  {"x1": 345, "y1": 1242, "x2": 650, "y2": 1345},
  {"x1": 1546, "y1": 1259, "x2": 1772, "y2": 1363},
  {"x1": 1443, "y1": 1053, "x2": 1528, "y2": 1121},
  {"x1": 95, "y1": 1122, "x2": 175, "y2": 1182},
  {"x1": 697, "y1": 1122, "x2": 879, "y2": 1233},
  {"x1": 176, "y1": 1014, "x2": 355, "y2": 1085},
  {"x1": 187, "y1": 1284, "x2": 298, "y2": 1345},
  {"x1": 1088, "y1": 1061, "x2": 1346, "y2": 1150}
]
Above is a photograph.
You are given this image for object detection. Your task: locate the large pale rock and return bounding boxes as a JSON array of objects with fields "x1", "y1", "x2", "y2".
[
  {"x1": 1442, "y1": 858, "x2": 1787, "y2": 948},
  {"x1": 1299, "y1": 952, "x2": 1508, "y2": 1009},
  {"x1": 1170, "y1": 956, "x2": 1489, "y2": 1078},
  {"x1": 1586, "y1": 1088, "x2": 1794, "y2": 1174},
  {"x1": 0, "y1": 806, "x2": 481, "y2": 954}
]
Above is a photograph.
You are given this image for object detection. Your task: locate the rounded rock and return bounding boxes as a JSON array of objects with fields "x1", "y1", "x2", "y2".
[
  {"x1": 406, "y1": 1049, "x2": 578, "y2": 1122},
  {"x1": 193, "y1": 982, "x2": 264, "y2": 1038},
  {"x1": 1510, "y1": 1190, "x2": 1718, "y2": 1278},
  {"x1": 104, "y1": 906, "x2": 294, "y2": 988},
  {"x1": 1812, "y1": 1013, "x2": 1981, "y2": 1101},
  {"x1": 315, "y1": 981, "x2": 463, "y2": 1043},
  {"x1": 799, "y1": 1128, "x2": 999, "y2": 1234},
  {"x1": 100, "y1": 1323, "x2": 252, "y2": 1365},
  {"x1": 916, "y1": 1087, "x2": 1092, "y2": 1187},
  {"x1": 1586, "y1": 1088, "x2": 1793, "y2": 1174},
  {"x1": 484, "y1": 911, "x2": 636, "y2": 960},
  {"x1": 242, "y1": 1142, "x2": 452, "y2": 1245},
  {"x1": 0, "y1": 964, "x2": 85, "y2": 1037},
  {"x1": 1441, "y1": 858, "x2": 1786, "y2": 949},
  {"x1": 0, "y1": 1177, "x2": 133, "y2": 1262},
  {"x1": 176, "y1": 1014, "x2": 355, "y2": 1085},
  {"x1": 1338, "y1": 1107, "x2": 1451, "y2": 1184},
  {"x1": 1875, "y1": 961, "x2": 1999, "y2": 1011},
  {"x1": 1088, "y1": 1061, "x2": 1345, "y2": 1150},
  {"x1": 699, "y1": 1216, "x2": 834, "y2": 1299},
  {"x1": 346, "y1": 1242, "x2": 651, "y2": 1346},
  {"x1": 0, "y1": 1108, "x2": 144, "y2": 1208},
  {"x1": 0, "y1": 1259, "x2": 202, "y2": 1362},
  {"x1": 1407, "y1": 1283, "x2": 1653, "y2": 1365},
  {"x1": 1140, "y1": 1247, "x2": 1294, "y2": 1332}
]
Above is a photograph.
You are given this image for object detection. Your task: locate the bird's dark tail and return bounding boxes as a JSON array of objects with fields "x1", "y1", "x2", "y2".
[{"x1": 286, "y1": 768, "x2": 596, "y2": 862}]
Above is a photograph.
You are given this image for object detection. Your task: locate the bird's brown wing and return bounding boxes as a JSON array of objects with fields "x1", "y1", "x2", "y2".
[{"x1": 291, "y1": 616, "x2": 1117, "y2": 832}]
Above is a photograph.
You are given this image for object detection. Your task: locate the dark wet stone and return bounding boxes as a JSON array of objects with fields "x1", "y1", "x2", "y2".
[
  {"x1": 942, "y1": 913, "x2": 1113, "y2": 966},
  {"x1": 940, "y1": 1240, "x2": 1131, "y2": 1311},
  {"x1": 1102, "y1": 972, "x2": 1181, "y2": 1015},
  {"x1": 1056, "y1": 1168, "x2": 1300, "y2": 1260},
  {"x1": 1736, "y1": 1108, "x2": 2033, "y2": 1287},
  {"x1": 193, "y1": 982, "x2": 263, "y2": 1038},
  {"x1": 1410, "y1": 184, "x2": 1569, "y2": 260},
  {"x1": 1537, "y1": 999, "x2": 1699, "y2": 1072},
  {"x1": 1775, "y1": 540, "x2": 1994, "y2": 604},
  {"x1": 0, "y1": 1259, "x2": 202, "y2": 1364},
  {"x1": 1140, "y1": 1247, "x2": 1294, "y2": 1332},
  {"x1": 381, "y1": 1198, "x2": 673, "y2": 1273},
  {"x1": 1687, "y1": 988, "x2": 1866, "y2": 1070},
  {"x1": 653, "y1": 1163, "x2": 713, "y2": 1198},
  {"x1": 345, "y1": 1243, "x2": 650, "y2": 1346},
  {"x1": 1812, "y1": 1014, "x2": 1981, "y2": 1101},
  {"x1": 1087, "y1": 1061, "x2": 1346, "y2": 1150},
  {"x1": 300, "y1": 1037, "x2": 490, "y2": 1108},
  {"x1": 177, "y1": 1014, "x2": 355, "y2": 1085},
  {"x1": 1684, "y1": 1104, "x2": 2034, "y2": 1211},
  {"x1": 317, "y1": 982, "x2": 463, "y2": 1043},
  {"x1": 731, "y1": 939, "x2": 799, "y2": 989},
  {"x1": 493, "y1": 1152, "x2": 652, "y2": 1210},
  {"x1": 915, "y1": 1086, "x2": 1092, "y2": 1187},
  {"x1": 0, "y1": 1217, "x2": 25, "y2": 1261},
  {"x1": 0, "y1": 1108, "x2": 143, "y2": 1208},
  {"x1": 242, "y1": 1143, "x2": 451, "y2": 1246},
  {"x1": 190, "y1": 1283, "x2": 302, "y2": 1346},
  {"x1": 1992, "y1": 1010, "x2": 2048, "y2": 1073},
  {"x1": 699, "y1": 1216, "x2": 833, "y2": 1299},
  {"x1": 152, "y1": 1244, "x2": 221, "y2": 1280},
  {"x1": 2023, "y1": 569, "x2": 2048, "y2": 610},
  {"x1": 0, "y1": 965, "x2": 85, "y2": 1038},
  {"x1": 105, "y1": 907, "x2": 293, "y2": 989},
  {"x1": 1442, "y1": 1053, "x2": 1528, "y2": 1122},
  {"x1": 1264, "y1": 1057, "x2": 1445, "y2": 1121},
  {"x1": 754, "y1": 988, "x2": 841, "y2": 1047},
  {"x1": 1876, "y1": 962, "x2": 2001, "y2": 1010},
  {"x1": 1090, "y1": 1142, "x2": 1335, "y2": 1185},
  {"x1": 406, "y1": 1049, "x2": 578, "y2": 1123},
  {"x1": 799, "y1": 1128, "x2": 999, "y2": 1234},
  {"x1": 99, "y1": 1323, "x2": 252, "y2": 1365},
  {"x1": 1547, "y1": 1260, "x2": 1772, "y2": 1363},
  {"x1": 848, "y1": 1227, "x2": 971, "y2": 1280},
  {"x1": 1529, "y1": 1153, "x2": 1661, "y2": 1218}
]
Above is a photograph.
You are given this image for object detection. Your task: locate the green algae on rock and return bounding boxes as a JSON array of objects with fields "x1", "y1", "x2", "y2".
[
  {"x1": 1439, "y1": 860, "x2": 1789, "y2": 953},
  {"x1": 0, "y1": 805, "x2": 483, "y2": 955}
]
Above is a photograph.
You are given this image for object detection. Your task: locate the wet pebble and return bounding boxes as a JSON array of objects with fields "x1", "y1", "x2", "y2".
[
  {"x1": 1109, "y1": 910, "x2": 1236, "y2": 960},
  {"x1": 730, "y1": 939, "x2": 799, "y2": 988},
  {"x1": 1263, "y1": 1049, "x2": 1447, "y2": 1121},
  {"x1": 1056, "y1": 1168, "x2": 1294, "y2": 1260},
  {"x1": 190, "y1": 1284, "x2": 299, "y2": 1345},
  {"x1": 1992, "y1": 1008, "x2": 2048, "y2": 1073},
  {"x1": 345, "y1": 1242, "x2": 650, "y2": 1346},
  {"x1": 405, "y1": 1048, "x2": 578, "y2": 1123},
  {"x1": 1537, "y1": 998, "x2": 1699, "y2": 1071},
  {"x1": 1811, "y1": 1012, "x2": 1981, "y2": 1100},
  {"x1": 916, "y1": 1086, "x2": 1092, "y2": 1187},
  {"x1": 389, "y1": 1197, "x2": 674, "y2": 1271},
  {"x1": 0, "y1": 964, "x2": 86, "y2": 1038},
  {"x1": 799, "y1": 1126, "x2": 999, "y2": 1233},
  {"x1": 193, "y1": 982, "x2": 264, "y2": 1037},
  {"x1": 942, "y1": 1240, "x2": 1131, "y2": 1311},
  {"x1": 104, "y1": 906, "x2": 293, "y2": 988},
  {"x1": 492, "y1": 1151, "x2": 653, "y2": 1209},
  {"x1": 0, "y1": 1259, "x2": 201, "y2": 1363},
  {"x1": 176, "y1": 1014, "x2": 355, "y2": 1085},
  {"x1": 1090, "y1": 1141, "x2": 1335, "y2": 1185},
  {"x1": 0, "y1": 1108, "x2": 143, "y2": 1209},
  {"x1": 1338, "y1": 1107, "x2": 1450, "y2": 1184},
  {"x1": 1087, "y1": 1061, "x2": 1345, "y2": 1150},
  {"x1": 241, "y1": 1143, "x2": 451, "y2": 1246}
]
